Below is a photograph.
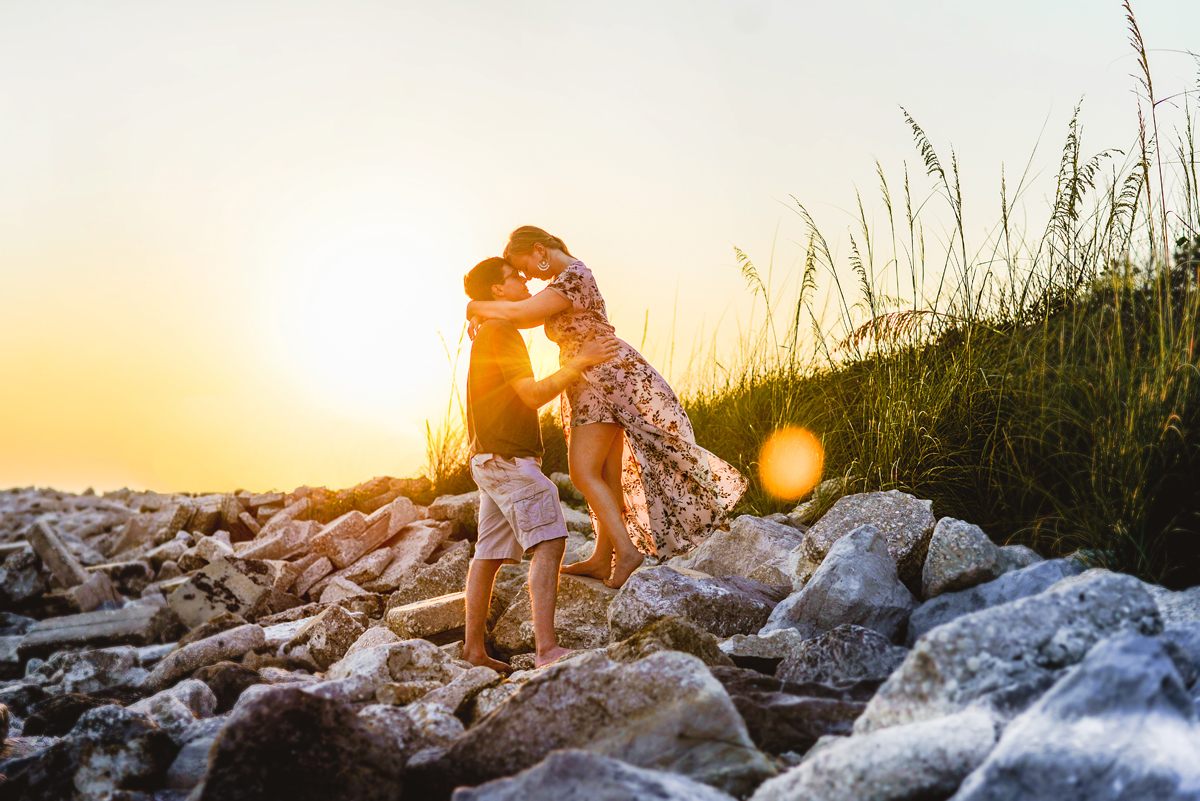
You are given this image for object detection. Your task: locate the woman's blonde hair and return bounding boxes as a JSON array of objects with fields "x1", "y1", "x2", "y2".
[{"x1": 503, "y1": 226, "x2": 574, "y2": 260}]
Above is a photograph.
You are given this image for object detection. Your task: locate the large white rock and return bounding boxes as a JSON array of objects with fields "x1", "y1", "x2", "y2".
[
  {"x1": 671, "y1": 515, "x2": 803, "y2": 586},
  {"x1": 411, "y1": 651, "x2": 775, "y2": 798},
  {"x1": 454, "y1": 750, "x2": 738, "y2": 801},
  {"x1": 795, "y1": 491, "x2": 935, "y2": 585},
  {"x1": 491, "y1": 574, "x2": 617, "y2": 658},
  {"x1": 762, "y1": 526, "x2": 916, "y2": 643},
  {"x1": 952, "y1": 632, "x2": 1200, "y2": 801},
  {"x1": 750, "y1": 707, "x2": 997, "y2": 801},
  {"x1": 855, "y1": 571, "x2": 1162, "y2": 734}
]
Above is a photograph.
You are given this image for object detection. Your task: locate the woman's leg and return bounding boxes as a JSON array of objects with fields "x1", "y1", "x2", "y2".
[{"x1": 562, "y1": 422, "x2": 644, "y2": 588}]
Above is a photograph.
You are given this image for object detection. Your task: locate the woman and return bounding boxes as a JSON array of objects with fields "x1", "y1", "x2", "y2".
[{"x1": 466, "y1": 226, "x2": 745, "y2": 588}]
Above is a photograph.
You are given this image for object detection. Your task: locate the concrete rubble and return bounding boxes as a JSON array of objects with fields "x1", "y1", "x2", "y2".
[{"x1": 1, "y1": 479, "x2": 1198, "y2": 800}]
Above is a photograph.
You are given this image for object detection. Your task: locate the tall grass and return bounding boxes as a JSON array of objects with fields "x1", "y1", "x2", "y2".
[
  {"x1": 685, "y1": 3, "x2": 1200, "y2": 586},
  {"x1": 426, "y1": 5, "x2": 1198, "y2": 585}
]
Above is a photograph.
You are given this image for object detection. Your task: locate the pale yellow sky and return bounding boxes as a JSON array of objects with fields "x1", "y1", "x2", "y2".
[{"x1": 2, "y1": 1, "x2": 1197, "y2": 493}]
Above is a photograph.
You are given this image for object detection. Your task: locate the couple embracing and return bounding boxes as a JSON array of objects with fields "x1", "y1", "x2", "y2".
[{"x1": 460, "y1": 226, "x2": 745, "y2": 671}]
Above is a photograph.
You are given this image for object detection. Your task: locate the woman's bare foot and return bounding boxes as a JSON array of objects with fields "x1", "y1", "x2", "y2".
[
  {"x1": 534, "y1": 646, "x2": 573, "y2": 668},
  {"x1": 463, "y1": 648, "x2": 513, "y2": 674},
  {"x1": 560, "y1": 554, "x2": 612, "y2": 582},
  {"x1": 604, "y1": 551, "x2": 645, "y2": 589}
]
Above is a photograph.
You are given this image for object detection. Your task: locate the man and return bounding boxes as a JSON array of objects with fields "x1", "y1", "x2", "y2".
[{"x1": 461, "y1": 256, "x2": 618, "y2": 670}]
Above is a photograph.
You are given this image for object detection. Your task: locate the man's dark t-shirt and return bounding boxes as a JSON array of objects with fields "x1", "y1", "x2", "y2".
[{"x1": 467, "y1": 320, "x2": 543, "y2": 459}]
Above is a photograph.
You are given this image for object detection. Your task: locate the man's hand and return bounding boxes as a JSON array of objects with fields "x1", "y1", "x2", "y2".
[
  {"x1": 510, "y1": 333, "x2": 621, "y2": 411},
  {"x1": 569, "y1": 332, "x2": 620, "y2": 371}
]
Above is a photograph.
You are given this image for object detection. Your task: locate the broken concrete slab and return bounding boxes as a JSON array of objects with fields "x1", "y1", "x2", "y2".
[
  {"x1": 361, "y1": 522, "x2": 451, "y2": 593},
  {"x1": 147, "y1": 624, "x2": 266, "y2": 690},
  {"x1": 386, "y1": 592, "x2": 467, "y2": 639},
  {"x1": 18, "y1": 604, "x2": 170, "y2": 661},
  {"x1": 27, "y1": 520, "x2": 91, "y2": 587},
  {"x1": 309, "y1": 511, "x2": 368, "y2": 569},
  {"x1": 294, "y1": 556, "x2": 335, "y2": 598},
  {"x1": 167, "y1": 557, "x2": 275, "y2": 629}
]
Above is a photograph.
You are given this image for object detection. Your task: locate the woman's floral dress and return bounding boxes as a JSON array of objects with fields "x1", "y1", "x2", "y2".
[{"x1": 544, "y1": 260, "x2": 746, "y2": 558}]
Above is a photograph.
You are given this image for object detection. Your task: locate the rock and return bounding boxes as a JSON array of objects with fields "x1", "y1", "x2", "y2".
[
  {"x1": 0, "y1": 611, "x2": 37, "y2": 637},
  {"x1": 281, "y1": 605, "x2": 366, "y2": 671},
  {"x1": 0, "y1": 549, "x2": 48, "y2": 607},
  {"x1": 561, "y1": 505, "x2": 594, "y2": 535},
  {"x1": 27, "y1": 519, "x2": 93, "y2": 587},
  {"x1": 366, "y1": 524, "x2": 456, "y2": 596},
  {"x1": 413, "y1": 666, "x2": 502, "y2": 716},
  {"x1": 428, "y1": 491, "x2": 480, "y2": 531},
  {"x1": 671, "y1": 515, "x2": 804, "y2": 586},
  {"x1": 147, "y1": 624, "x2": 266, "y2": 690},
  {"x1": 320, "y1": 575, "x2": 371, "y2": 604},
  {"x1": 40, "y1": 645, "x2": 150, "y2": 696},
  {"x1": 786, "y1": 478, "x2": 848, "y2": 527},
  {"x1": 190, "y1": 685, "x2": 404, "y2": 801},
  {"x1": 310, "y1": 509, "x2": 379, "y2": 570},
  {"x1": 0, "y1": 704, "x2": 178, "y2": 800},
  {"x1": 294, "y1": 556, "x2": 334, "y2": 597},
  {"x1": 0, "y1": 682, "x2": 46, "y2": 717},
  {"x1": 492, "y1": 574, "x2": 617, "y2": 658},
  {"x1": 749, "y1": 706, "x2": 997, "y2": 801},
  {"x1": 606, "y1": 615, "x2": 735, "y2": 667},
  {"x1": 167, "y1": 556, "x2": 275, "y2": 628},
  {"x1": 377, "y1": 679, "x2": 444, "y2": 705},
  {"x1": 549, "y1": 472, "x2": 585, "y2": 503},
  {"x1": 708, "y1": 666, "x2": 882, "y2": 705},
  {"x1": 408, "y1": 651, "x2": 775, "y2": 799},
  {"x1": 921, "y1": 518, "x2": 1007, "y2": 598},
  {"x1": 175, "y1": 611, "x2": 249, "y2": 652},
  {"x1": 720, "y1": 629, "x2": 807, "y2": 674},
  {"x1": 464, "y1": 682, "x2": 522, "y2": 724},
  {"x1": 191, "y1": 661, "x2": 268, "y2": 713},
  {"x1": 344, "y1": 626, "x2": 403, "y2": 660},
  {"x1": 776, "y1": 625, "x2": 908, "y2": 685},
  {"x1": 996, "y1": 544, "x2": 1041, "y2": 572},
  {"x1": 608, "y1": 567, "x2": 786, "y2": 641},
  {"x1": 709, "y1": 667, "x2": 874, "y2": 758},
  {"x1": 1146, "y1": 584, "x2": 1200, "y2": 628},
  {"x1": 953, "y1": 632, "x2": 1200, "y2": 801},
  {"x1": 21, "y1": 692, "x2": 115, "y2": 736},
  {"x1": 129, "y1": 679, "x2": 217, "y2": 720},
  {"x1": 237, "y1": 520, "x2": 313, "y2": 561},
  {"x1": 453, "y1": 749, "x2": 738, "y2": 801},
  {"x1": 164, "y1": 716, "x2": 228, "y2": 790},
  {"x1": 18, "y1": 604, "x2": 170, "y2": 661},
  {"x1": 905, "y1": 558, "x2": 1086, "y2": 646},
  {"x1": 323, "y1": 639, "x2": 466, "y2": 704},
  {"x1": 311, "y1": 547, "x2": 396, "y2": 597},
  {"x1": 796, "y1": 491, "x2": 935, "y2": 586},
  {"x1": 377, "y1": 537, "x2": 468, "y2": 602},
  {"x1": 762, "y1": 526, "x2": 916, "y2": 644},
  {"x1": 86, "y1": 560, "x2": 155, "y2": 596},
  {"x1": 855, "y1": 571, "x2": 1162, "y2": 734},
  {"x1": 1, "y1": 635, "x2": 23, "y2": 680},
  {"x1": 387, "y1": 592, "x2": 466, "y2": 639}
]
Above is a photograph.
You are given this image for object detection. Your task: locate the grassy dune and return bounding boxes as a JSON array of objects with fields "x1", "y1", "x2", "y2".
[{"x1": 428, "y1": 5, "x2": 1199, "y2": 587}]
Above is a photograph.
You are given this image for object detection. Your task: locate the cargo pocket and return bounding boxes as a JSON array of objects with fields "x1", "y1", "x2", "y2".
[{"x1": 511, "y1": 485, "x2": 559, "y2": 535}]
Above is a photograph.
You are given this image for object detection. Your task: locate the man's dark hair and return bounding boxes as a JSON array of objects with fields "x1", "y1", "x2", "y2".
[{"x1": 463, "y1": 257, "x2": 509, "y2": 301}]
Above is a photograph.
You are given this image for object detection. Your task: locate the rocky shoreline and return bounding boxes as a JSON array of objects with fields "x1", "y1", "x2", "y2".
[{"x1": 0, "y1": 478, "x2": 1197, "y2": 799}]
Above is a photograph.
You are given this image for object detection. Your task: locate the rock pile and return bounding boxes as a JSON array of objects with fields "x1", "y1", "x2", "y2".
[{"x1": 2, "y1": 480, "x2": 1199, "y2": 800}]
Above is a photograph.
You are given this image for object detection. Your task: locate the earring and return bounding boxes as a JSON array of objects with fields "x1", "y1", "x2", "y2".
[{"x1": 538, "y1": 260, "x2": 550, "y2": 273}]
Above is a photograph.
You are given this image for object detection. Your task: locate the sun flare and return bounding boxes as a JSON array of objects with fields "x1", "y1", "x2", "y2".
[{"x1": 758, "y1": 426, "x2": 824, "y2": 500}]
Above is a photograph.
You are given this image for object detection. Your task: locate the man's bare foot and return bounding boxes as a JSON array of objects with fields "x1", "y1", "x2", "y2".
[
  {"x1": 534, "y1": 646, "x2": 573, "y2": 668},
  {"x1": 560, "y1": 555, "x2": 611, "y2": 582},
  {"x1": 463, "y1": 649, "x2": 513, "y2": 674},
  {"x1": 604, "y1": 551, "x2": 645, "y2": 589}
]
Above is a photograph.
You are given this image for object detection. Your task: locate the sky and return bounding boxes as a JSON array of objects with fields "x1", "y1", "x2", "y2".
[{"x1": 2, "y1": 0, "x2": 1198, "y2": 493}]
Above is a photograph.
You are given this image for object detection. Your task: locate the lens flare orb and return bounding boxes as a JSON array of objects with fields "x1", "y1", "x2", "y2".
[{"x1": 758, "y1": 427, "x2": 824, "y2": 500}]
